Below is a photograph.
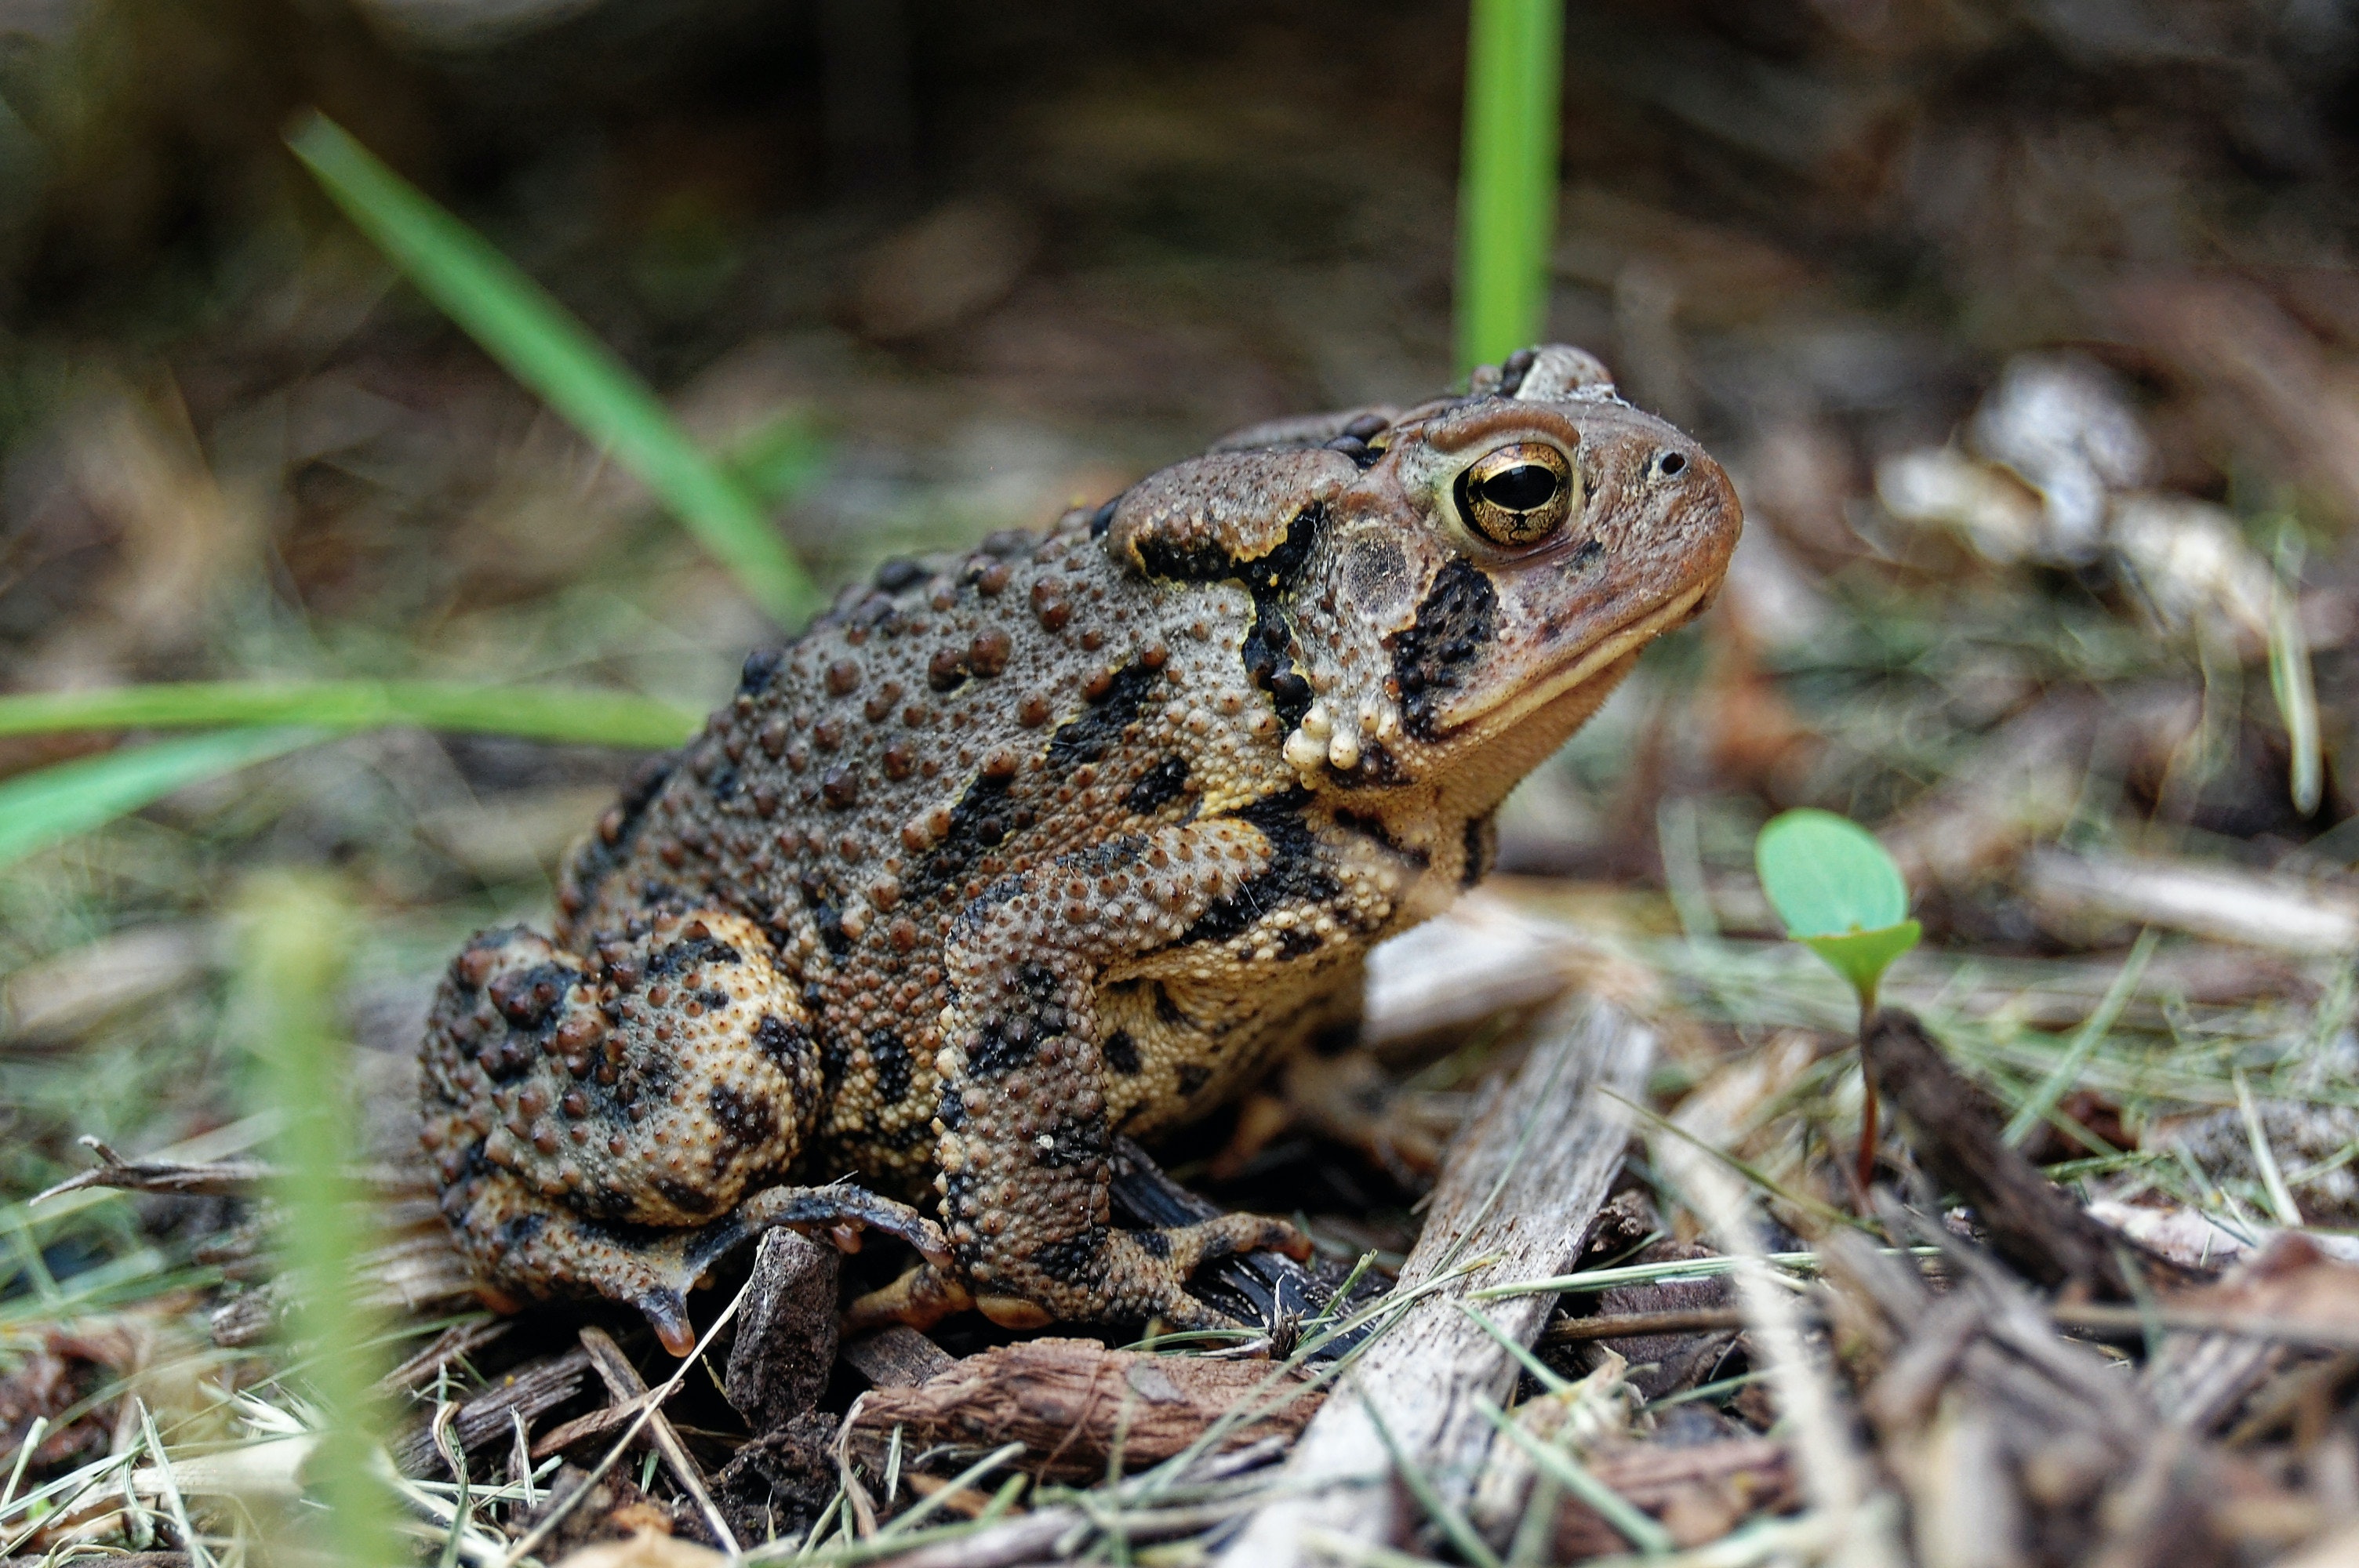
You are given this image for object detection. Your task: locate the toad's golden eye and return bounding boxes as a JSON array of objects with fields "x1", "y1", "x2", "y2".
[{"x1": 1453, "y1": 442, "x2": 1576, "y2": 547}]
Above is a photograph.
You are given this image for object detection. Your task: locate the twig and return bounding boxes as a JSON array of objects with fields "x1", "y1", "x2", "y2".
[
  {"x1": 1542, "y1": 1300, "x2": 2359, "y2": 1354},
  {"x1": 498, "y1": 1271, "x2": 758, "y2": 1567},
  {"x1": 576, "y1": 1327, "x2": 738, "y2": 1553}
]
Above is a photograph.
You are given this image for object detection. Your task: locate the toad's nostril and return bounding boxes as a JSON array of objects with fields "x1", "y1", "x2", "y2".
[{"x1": 1658, "y1": 452, "x2": 1688, "y2": 477}]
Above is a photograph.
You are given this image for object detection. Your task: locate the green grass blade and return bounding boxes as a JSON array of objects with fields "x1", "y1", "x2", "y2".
[
  {"x1": 1456, "y1": 0, "x2": 1563, "y2": 372},
  {"x1": 2002, "y1": 927, "x2": 2157, "y2": 1148},
  {"x1": 0, "y1": 729, "x2": 318, "y2": 871},
  {"x1": 237, "y1": 874, "x2": 398, "y2": 1568},
  {"x1": 286, "y1": 112, "x2": 819, "y2": 624},
  {"x1": 0, "y1": 679, "x2": 699, "y2": 748}
]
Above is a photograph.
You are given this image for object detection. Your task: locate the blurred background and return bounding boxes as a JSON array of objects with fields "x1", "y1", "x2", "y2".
[{"x1": 6, "y1": 0, "x2": 2359, "y2": 1501}]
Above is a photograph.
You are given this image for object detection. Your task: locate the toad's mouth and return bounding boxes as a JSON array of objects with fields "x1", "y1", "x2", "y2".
[{"x1": 1437, "y1": 575, "x2": 1719, "y2": 739}]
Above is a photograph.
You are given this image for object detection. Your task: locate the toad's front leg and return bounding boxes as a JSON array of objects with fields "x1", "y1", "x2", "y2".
[{"x1": 852, "y1": 817, "x2": 1366, "y2": 1333}]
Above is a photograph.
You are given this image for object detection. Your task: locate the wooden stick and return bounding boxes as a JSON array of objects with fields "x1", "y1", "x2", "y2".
[
  {"x1": 1214, "y1": 988, "x2": 1655, "y2": 1566},
  {"x1": 577, "y1": 1327, "x2": 738, "y2": 1553},
  {"x1": 1542, "y1": 1301, "x2": 2359, "y2": 1353}
]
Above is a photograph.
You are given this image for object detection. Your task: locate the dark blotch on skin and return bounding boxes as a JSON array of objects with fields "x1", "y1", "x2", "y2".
[
  {"x1": 1388, "y1": 557, "x2": 1499, "y2": 740},
  {"x1": 1123, "y1": 754, "x2": 1191, "y2": 815},
  {"x1": 1032, "y1": 1229, "x2": 1103, "y2": 1284},
  {"x1": 1102, "y1": 1029, "x2": 1142, "y2": 1076},
  {"x1": 1045, "y1": 660, "x2": 1159, "y2": 771},
  {"x1": 911, "y1": 771, "x2": 1016, "y2": 900},
  {"x1": 967, "y1": 966, "x2": 1062, "y2": 1078},
  {"x1": 707, "y1": 1083, "x2": 777, "y2": 1149},
  {"x1": 656, "y1": 1178, "x2": 720, "y2": 1217},
  {"x1": 1462, "y1": 812, "x2": 1498, "y2": 890},
  {"x1": 1236, "y1": 509, "x2": 1321, "y2": 728},
  {"x1": 753, "y1": 1014, "x2": 812, "y2": 1068},
  {"x1": 1181, "y1": 789, "x2": 1339, "y2": 945},
  {"x1": 1133, "y1": 532, "x2": 1237, "y2": 583},
  {"x1": 867, "y1": 1028, "x2": 913, "y2": 1106},
  {"x1": 645, "y1": 936, "x2": 742, "y2": 981},
  {"x1": 1497, "y1": 347, "x2": 1536, "y2": 397},
  {"x1": 1034, "y1": 1114, "x2": 1109, "y2": 1169},
  {"x1": 1133, "y1": 1227, "x2": 1172, "y2": 1258}
]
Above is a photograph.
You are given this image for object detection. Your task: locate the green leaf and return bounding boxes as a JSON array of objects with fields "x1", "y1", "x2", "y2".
[
  {"x1": 0, "y1": 680, "x2": 700, "y2": 749},
  {"x1": 1757, "y1": 808, "x2": 1918, "y2": 1011},
  {"x1": 286, "y1": 112, "x2": 819, "y2": 625},
  {"x1": 0, "y1": 730, "x2": 318, "y2": 871},
  {"x1": 1797, "y1": 922, "x2": 1922, "y2": 1007},
  {"x1": 1756, "y1": 808, "x2": 1910, "y2": 937},
  {"x1": 1456, "y1": 0, "x2": 1563, "y2": 372}
]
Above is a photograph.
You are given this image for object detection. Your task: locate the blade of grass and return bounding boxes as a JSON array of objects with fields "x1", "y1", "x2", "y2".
[
  {"x1": 2270, "y1": 526, "x2": 2322, "y2": 817},
  {"x1": 0, "y1": 729, "x2": 317, "y2": 872},
  {"x1": 238, "y1": 873, "x2": 396, "y2": 1568},
  {"x1": 0, "y1": 679, "x2": 698, "y2": 748},
  {"x1": 1456, "y1": 0, "x2": 1563, "y2": 372},
  {"x1": 287, "y1": 112, "x2": 818, "y2": 624},
  {"x1": 2002, "y1": 927, "x2": 2157, "y2": 1147},
  {"x1": 2234, "y1": 1066, "x2": 2306, "y2": 1227}
]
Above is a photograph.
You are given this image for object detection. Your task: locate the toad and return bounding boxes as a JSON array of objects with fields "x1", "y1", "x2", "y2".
[{"x1": 419, "y1": 345, "x2": 1742, "y2": 1352}]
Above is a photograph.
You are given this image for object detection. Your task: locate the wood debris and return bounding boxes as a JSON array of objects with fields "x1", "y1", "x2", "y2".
[{"x1": 846, "y1": 1337, "x2": 1319, "y2": 1477}]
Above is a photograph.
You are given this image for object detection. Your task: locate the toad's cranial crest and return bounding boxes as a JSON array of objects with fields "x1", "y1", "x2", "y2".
[{"x1": 418, "y1": 343, "x2": 1743, "y2": 1351}]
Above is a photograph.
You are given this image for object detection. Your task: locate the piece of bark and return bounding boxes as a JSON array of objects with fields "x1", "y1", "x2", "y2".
[
  {"x1": 841, "y1": 1324, "x2": 956, "y2": 1389},
  {"x1": 1570, "y1": 1240, "x2": 1739, "y2": 1399},
  {"x1": 722, "y1": 1228, "x2": 839, "y2": 1431},
  {"x1": 393, "y1": 1346, "x2": 595, "y2": 1475},
  {"x1": 1550, "y1": 1437, "x2": 1797, "y2": 1557},
  {"x1": 1216, "y1": 988, "x2": 1655, "y2": 1567},
  {"x1": 846, "y1": 1337, "x2": 1319, "y2": 1477},
  {"x1": 1863, "y1": 1008, "x2": 2190, "y2": 1299}
]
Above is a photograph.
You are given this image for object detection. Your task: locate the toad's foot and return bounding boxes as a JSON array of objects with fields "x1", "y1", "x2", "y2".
[
  {"x1": 448, "y1": 1167, "x2": 951, "y2": 1355},
  {"x1": 845, "y1": 1212, "x2": 1310, "y2": 1334}
]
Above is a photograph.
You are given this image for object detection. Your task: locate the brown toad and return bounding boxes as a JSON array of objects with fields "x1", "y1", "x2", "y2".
[{"x1": 418, "y1": 345, "x2": 1743, "y2": 1352}]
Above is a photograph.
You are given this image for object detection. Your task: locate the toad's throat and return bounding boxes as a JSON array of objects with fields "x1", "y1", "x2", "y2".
[{"x1": 1433, "y1": 577, "x2": 1717, "y2": 739}]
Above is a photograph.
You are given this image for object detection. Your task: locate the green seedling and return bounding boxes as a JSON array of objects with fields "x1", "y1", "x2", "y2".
[{"x1": 1755, "y1": 808, "x2": 1921, "y2": 1192}]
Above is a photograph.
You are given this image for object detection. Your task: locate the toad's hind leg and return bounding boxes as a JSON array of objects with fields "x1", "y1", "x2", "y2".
[{"x1": 420, "y1": 910, "x2": 948, "y2": 1353}]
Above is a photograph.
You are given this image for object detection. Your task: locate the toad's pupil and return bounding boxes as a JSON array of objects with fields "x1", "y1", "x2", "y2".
[{"x1": 1479, "y1": 463, "x2": 1559, "y2": 511}]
